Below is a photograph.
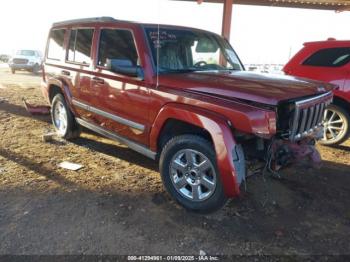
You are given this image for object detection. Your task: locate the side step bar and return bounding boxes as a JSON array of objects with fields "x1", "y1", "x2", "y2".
[{"x1": 76, "y1": 118, "x2": 157, "y2": 160}]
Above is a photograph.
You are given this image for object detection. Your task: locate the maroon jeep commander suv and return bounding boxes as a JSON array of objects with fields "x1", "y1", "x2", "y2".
[{"x1": 42, "y1": 17, "x2": 333, "y2": 212}]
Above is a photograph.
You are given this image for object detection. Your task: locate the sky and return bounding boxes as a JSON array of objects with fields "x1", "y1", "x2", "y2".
[{"x1": 0, "y1": 0, "x2": 349, "y2": 64}]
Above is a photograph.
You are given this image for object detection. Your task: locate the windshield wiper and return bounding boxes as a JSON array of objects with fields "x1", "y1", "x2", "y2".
[
  {"x1": 159, "y1": 67, "x2": 241, "y2": 74},
  {"x1": 226, "y1": 68, "x2": 241, "y2": 71},
  {"x1": 159, "y1": 68, "x2": 199, "y2": 74}
]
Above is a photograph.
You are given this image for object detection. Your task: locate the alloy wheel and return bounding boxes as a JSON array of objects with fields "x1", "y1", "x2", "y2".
[
  {"x1": 53, "y1": 101, "x2": 68, "y2": 135},
  {"x1": 169, "y1": 149, "x2": 217, "y2": 202},
  {"x1": 322, "y1": 108, "x2": 346, "y2": 143}
]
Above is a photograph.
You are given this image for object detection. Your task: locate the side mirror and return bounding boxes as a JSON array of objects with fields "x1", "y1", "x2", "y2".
[{"x1": 106, "y1": 59, "x2": 144, "y2": 80}]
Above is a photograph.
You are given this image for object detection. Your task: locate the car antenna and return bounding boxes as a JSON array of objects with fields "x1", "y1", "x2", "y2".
[{"x1": 156, "y1": 0, "x2": 160, "y2": 89}]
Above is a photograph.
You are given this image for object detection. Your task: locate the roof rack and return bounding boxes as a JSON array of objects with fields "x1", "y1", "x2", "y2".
[{"x1": 52, "y1": 17, "x2": 117, "y2": 27}]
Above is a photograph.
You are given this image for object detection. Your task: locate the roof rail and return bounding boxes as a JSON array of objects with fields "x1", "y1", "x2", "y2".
[{"x1": 52, "y1": 17, "x2": 117, "y2": 27}]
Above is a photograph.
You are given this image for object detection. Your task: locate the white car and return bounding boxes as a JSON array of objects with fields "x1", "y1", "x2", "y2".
[{"x1": 9, "y1": 50, "x2": 43, "y2": 74}]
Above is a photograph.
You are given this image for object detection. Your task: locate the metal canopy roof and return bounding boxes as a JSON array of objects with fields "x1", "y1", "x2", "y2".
[{"x1": 175, "y1": 0, "x2": 350, "y2": 11}]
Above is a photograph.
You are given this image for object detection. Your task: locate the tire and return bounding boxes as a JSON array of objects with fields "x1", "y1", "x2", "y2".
[
  {"x1": 32, "y1": 64, "x2": 40, "y2": 75},
  {"x1": 159, "y1": 135, "x2": 227, "y2": 213},
  {"x1": 320, "y1": 104, "x2": 350, "y2": 146},
  {"x1": 51, "y1": 93, "x2": 80, "y2": 140},
  {"x1": 11, "y1": 68, "x2": 15, "y2": 74}
]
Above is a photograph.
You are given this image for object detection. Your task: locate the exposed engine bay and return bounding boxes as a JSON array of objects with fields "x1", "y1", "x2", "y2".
[
  {"x1": 239, "y1": 137, "x2": 322, "y2": 182},
  {"x1": 236, "y1": 91, "x2": 333, "y2": 183},
  {"x1": 266, "y1": 138, "x2": 322, "y2": 172}
]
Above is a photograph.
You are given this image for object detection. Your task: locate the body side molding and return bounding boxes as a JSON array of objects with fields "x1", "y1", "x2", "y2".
[
  {"x1": 76, "y1": 118, "x2": 156, "y2": 160},
  {"x1": 72, "y1": 99, "x2": 145, "y2": 132}
]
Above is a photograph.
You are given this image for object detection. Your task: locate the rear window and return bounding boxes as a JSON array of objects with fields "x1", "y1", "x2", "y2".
[
  {"x1": 47, "y1": 29, "x2": 66, "y2": 60},
  {"x1": 303, "y1": 47, "x2": 350, "y2": 67},
  {"x1": 67, "y1": 29, "x2": 94, "y2": 65}
]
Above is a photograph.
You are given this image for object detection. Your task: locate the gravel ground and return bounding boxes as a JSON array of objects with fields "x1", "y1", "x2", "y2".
[{"x1": 0, "y1": 67, "x2": 349, "y2": 257}]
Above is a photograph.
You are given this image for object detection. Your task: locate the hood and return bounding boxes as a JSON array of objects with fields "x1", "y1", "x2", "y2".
[{"x1": 159, "y1": 71, "x2": 334, "y2": 106}]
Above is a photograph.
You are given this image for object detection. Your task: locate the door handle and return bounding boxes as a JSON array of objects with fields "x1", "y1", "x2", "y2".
[
  {"x1": 92, "y1": 77, "x2": 105, "y2": 84},
  {"x1": 61, "y1": 70, "x2": 70, "y2": 76}
]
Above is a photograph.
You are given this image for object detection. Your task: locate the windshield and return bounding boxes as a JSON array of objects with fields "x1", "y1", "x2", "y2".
[
  {"x1": 16, "y1": 50, "x2": 35, "y2": 56},
  {"x1": 145, "y1": 27, "x2": 244, "y2": 73}
]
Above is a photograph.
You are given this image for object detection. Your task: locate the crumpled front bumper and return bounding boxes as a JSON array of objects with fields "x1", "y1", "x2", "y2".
[{"x1": 271, "y1": 137, "x2": 323, "y2": 171}]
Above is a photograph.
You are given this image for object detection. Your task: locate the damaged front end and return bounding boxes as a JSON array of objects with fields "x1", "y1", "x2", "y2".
[
  {"x1": 267, "y1": 91, "x2": 333, "y2": 172},
  {"x1": 268, "y1": 139, "x2": 321, "y2": 172}
]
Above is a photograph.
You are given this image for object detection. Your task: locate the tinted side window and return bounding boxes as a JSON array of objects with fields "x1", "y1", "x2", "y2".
[
  {"x1": 67, "y1": 29, "x2": 94, "y2": 64},
  {"x1": 303, "y1": 47, "x2": 350, "y2": 67},
  {"x1": 97, "y1": 29, "x2": 138, "y2": 67},
  {"x1": 47, "y1": 29, "x2": 66, "y2": 60}
]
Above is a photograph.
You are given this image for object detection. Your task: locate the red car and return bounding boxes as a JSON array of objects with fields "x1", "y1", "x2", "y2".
[
  {"x1": 284, "y1": 39, "x2": 350, "y2": 145},
  {"x1": 42, "y1": 17, "x2": 333, "y2": 212}
]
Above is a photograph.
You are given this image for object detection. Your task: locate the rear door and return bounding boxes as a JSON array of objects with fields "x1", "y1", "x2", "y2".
[
  {"x1": 89, "y1": 27, "x2": 150, "y2": 145},
  {"x1": 65, "y1": 28, "x2": 96, "y2": 122}
]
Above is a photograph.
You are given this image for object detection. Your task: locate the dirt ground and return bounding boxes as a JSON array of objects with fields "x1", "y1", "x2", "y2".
[{"x1": 0, "y1": 65, "x2": 349, "y2": 257}]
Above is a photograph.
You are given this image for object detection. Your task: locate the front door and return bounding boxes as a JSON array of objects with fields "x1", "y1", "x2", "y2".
[{"x1": 91, "y1": 28, "x2": 150, "y2": 146}]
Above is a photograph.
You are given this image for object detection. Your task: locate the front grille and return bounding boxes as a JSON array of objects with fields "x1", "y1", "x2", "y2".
[
  {"x1": 289, "y1": 92, "x2": 333, "y2": 141},
  {"x1": 13, "y1": 58, "x2": 28, "y2": 64}
]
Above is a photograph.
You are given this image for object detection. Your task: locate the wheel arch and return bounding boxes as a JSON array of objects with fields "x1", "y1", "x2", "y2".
[
  {"x1": 47, "y1": 78, "x2": 75, "y2": 114},
  {"x1": 157, "y1": 118, "x2": 213, "y2": 152},
  {"x1": 48, "y1": 84, "x2": 63, "y2": 103},
  {"x1": 150, "y1": 103, "x2": 242, "y2": 198},
  {"x1": 333, "y1": 95, "x2": 350, "y2": 112},
  {"x1": 150, "y1": 103, "x2": 229, "y2": 151}
]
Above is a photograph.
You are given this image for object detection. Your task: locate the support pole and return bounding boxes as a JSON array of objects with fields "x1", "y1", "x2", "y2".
[{"x1": 221, "y1": 0, "x2": 233, "y2": 40}]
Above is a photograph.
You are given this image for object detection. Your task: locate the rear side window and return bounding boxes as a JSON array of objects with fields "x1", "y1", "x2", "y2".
[
  {"x1": 303, "y1": 47, "x2": 350, "y2": 67},
  {"x1": 67, "y1": 29, "x2": 94, "y2": 65},
  {"x1": 47, "y1": 29, "x2": 66, "y2": 60},
  {"x1": 97, "y1": 29, "x2": 138, "y2": 67}
]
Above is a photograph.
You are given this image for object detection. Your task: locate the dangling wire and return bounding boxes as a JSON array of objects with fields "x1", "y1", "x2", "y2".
[{"x1": 263, "y1": 137, "x2": 281, "y2": 179}]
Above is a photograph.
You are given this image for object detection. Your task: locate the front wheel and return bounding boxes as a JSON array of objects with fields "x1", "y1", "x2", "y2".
[
  {"x1": 160, "y1": 135, "x2": 227, "y2": 213},
  {"x1": 11, "y1": 68, "x2": 15, "y2": 74},
  {"x1": 51, "y1": 93, "x2": 80, "y2": 140},
  {"x1": 320, "y1": 104, "x2": 350, "y2": 145}
]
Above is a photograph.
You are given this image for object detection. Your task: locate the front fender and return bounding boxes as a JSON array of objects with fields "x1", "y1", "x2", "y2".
[{"x1": 150, "y1": 103, "x2": 242, "y2": 197}]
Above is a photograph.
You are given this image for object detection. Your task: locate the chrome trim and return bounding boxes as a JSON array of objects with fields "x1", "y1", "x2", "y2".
[
  {"x1": 318, "y1": 103, "x2": 325, "y2": 124},
  {"x1": 305, "y1": 106, "x2": 314, "y2": 131},
  {"x1": 290, "y1": 106, "x2": 300, "y2": 140},
  {"x1": 295, "y1": 125, "x2": 324, "y2": 140},
  {"x1": 298, "y1": 109, "x2": 307, "y2": 134},
  {"x1": 295, "y1": 91, "x2": 333, "y2": 106},
  {"x1": 312, "y1": 104, "x2": 320, "y2": 128},
  {"x1": 72, "y1": 99, "x2": 145, "y2": 132},
  {"x1": 76, "y1": 118, "x2": 156, "y2": 160},
  {"x1": 289, "y1": 91, "x2": 333, "y2": 142}
]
